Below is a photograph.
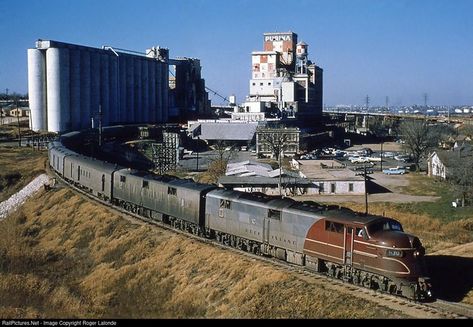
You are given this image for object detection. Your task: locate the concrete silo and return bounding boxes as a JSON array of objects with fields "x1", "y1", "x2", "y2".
[
  {"x1": 134, "y1": 59, "x2": 142, "y2": 123},
  {"x1": 126, "y1": 55, "x2": 135, "y2": 122},
  {"x1": 148, "y1": 59, "x2": 156, "y2": 122},
  {"x1": 28, "y1": 40, "x2": 179, "y2": 132},
  {"x1": 118, "y1": 55, "x2": 127, "y2": 123},
  {"x1": 156, "y1": 62, "x2": 163, "y2": 122},
  {"x1": 90, "y1": 51, "x2": 101, "y2": 128},
  {"x1": 46, "y1": 47, "x2": 70, "y2": 132},
  {"x1": 27, "y1": 49, "x2": 47, "y2": 131},
  {"x1": 69, "y1": 49, "x2": 81, "y2": 131},
  {"x1": 142, "y1": 59, "x2": 149, "y2": 123},
  {"x1": 109, "y1": 53, "x2": 119, "y2": 124},
  {"x1": 100, "y1": 53, "x2": 110, "y2": 125},
  {"x1": 80, "y1": 50, "x2": 91, "y2": 129}
]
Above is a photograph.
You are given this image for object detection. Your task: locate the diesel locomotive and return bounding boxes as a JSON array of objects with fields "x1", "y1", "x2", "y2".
[{"x1": 48, "y1": 135, "x2": 433, "y2": 301}]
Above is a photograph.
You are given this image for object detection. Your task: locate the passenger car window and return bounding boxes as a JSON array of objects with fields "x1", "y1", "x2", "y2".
[
  {"x1": 219, "y1": 199, "x2": 231, "y2": 209},
  {"x1": 268, "y1": 209, "x2": 281, "y2": 220},
  {"x1": 167, "y1": 187, "x2": 177, "y2": 196}
]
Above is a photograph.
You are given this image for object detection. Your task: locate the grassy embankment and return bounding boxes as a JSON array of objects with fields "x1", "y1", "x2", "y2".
[{"x1": 0, "y1": 147, "x2": 47, "y2": 203}]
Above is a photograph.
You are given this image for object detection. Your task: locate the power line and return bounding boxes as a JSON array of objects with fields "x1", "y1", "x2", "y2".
[{"x1": 205, "y1": 86, "x2": 229, "y2": 103}]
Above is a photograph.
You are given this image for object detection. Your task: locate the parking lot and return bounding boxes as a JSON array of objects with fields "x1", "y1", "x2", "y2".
[{"x1": 178, "y1": 142, "x2": 439, "y2": 204}]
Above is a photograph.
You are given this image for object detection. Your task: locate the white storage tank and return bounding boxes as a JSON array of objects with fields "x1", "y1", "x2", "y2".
[
  {"x1": 27, "y1": 48, "x2": 47, "y2": 131},
  {"x1": 46, "y1": 47, "x2": 70, "y2": 132}
]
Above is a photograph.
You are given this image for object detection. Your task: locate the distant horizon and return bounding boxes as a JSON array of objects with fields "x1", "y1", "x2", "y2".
[{"x1": 1, "y1": 0, "x2": 472, "y2": 107}]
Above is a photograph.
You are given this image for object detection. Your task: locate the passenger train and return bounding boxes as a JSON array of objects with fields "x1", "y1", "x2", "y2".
[{"x1": 48, "y1": 133, "x2": 433, "y2": 301}]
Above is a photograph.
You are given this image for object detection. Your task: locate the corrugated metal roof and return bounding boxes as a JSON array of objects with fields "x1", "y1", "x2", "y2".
[{"x1": 198, "y1": 122, "x2": 259, "y2": 141}]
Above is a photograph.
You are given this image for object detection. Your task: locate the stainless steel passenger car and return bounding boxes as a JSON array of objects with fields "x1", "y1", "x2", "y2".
[
  {"x1": 112, "y1": 169, "x2": 216, "y2": 229},
  {"x1": 48, "y1": 141, "x2": 79, "y2": 177},
  {"x1": 63, "y1": 154, "x2": 120, "y2": 200}
]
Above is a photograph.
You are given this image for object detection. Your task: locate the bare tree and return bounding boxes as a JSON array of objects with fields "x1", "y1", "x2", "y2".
[
  {"x1": 398, "y1": 120, "x2": 441, "y2": 171},
  {"x1": 196, "y1": 140, "x2": 235, "y2": 184},
  {"x1": 448, "y1": 150, "x2": 473, "y2": 207},
  {"x1": 258, "y1": 129, "x2": 288, "y2": 161}
]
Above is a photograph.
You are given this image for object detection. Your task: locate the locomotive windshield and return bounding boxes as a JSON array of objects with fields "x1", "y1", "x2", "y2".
[{"x1": 367, "y1": 220, "x2": 403, "y2": 235}]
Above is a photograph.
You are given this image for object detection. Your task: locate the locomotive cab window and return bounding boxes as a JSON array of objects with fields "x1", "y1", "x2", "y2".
[
  {"x1": 325, "y1": 221, "x2": 343, "y2": 233},
  {"x1": 120, "y1": 175, "x2": 126, "y2": 183},
  {"x1": 168, "y1": 187, "x2": 177, "y2": 196},
  {"x1": 368, "y1": 220, "x2": 403, "y2": 235},
  {"x1": 219, "y1": 199, "x2": 231, "y2": 209},
  {"x1": 268, "y1": 209, "x2": 281, "y2": 220},
  {"x1": 356, "y1": 227, "x2": 367, "y2": 239}
]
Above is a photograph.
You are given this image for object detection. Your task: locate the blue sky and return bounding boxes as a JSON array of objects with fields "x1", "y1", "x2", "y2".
[{"x1": 1, "y1": 0, "x2": 472, "y2": 106}]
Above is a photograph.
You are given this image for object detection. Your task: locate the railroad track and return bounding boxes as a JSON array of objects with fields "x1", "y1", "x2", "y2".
[{"x1": 49, "y1": 170, "x2": 473, "y2": 319}]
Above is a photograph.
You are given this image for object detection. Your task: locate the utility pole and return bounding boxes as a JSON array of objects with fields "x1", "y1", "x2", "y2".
[
  {"x1": 380, "y1": 142, "x2": 383, "y2": 172},
  {"x1": 385, "y1": 96, "x2": 389, "y2": 111},
  {"x1": 355, "y1": 163, "x2": 373, "y2": 215},
  {"x1": 278, "y1": 144, "x2": 282, "y2": 196},
  {"x1": 364, "y1": 164, "x2": 368, "y2": 215},
  {"x1": 16, "y1": 98, "x2": 21, "y2": 147},
  {"x1": 365, "y1": 95, "x2": 370, "y2": 112},
  {"x1": 196, "y1": 136, "x2": 200, "y2": 172}
]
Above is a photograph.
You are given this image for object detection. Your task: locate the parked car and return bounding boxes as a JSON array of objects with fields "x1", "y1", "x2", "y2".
[
  {"x1": 394, "y1": 154, "x2": 411, "y2": 162},
  {"x1": 383, "y1": 167, "x2": 406, "y2": 175}
]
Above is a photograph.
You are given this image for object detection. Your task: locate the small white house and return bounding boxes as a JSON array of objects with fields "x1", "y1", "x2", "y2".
[
  {"x1": 428, "y1": 146, "x2": 473, "y2": 179},
  {"x1": 428, "y1": 151, "x2": 447, "y2": 179}
]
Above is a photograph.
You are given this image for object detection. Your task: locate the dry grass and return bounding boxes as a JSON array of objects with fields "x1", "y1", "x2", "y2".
[
  {"x1": 0, "y1": 188, "x2": 407, "y2": 318},
  {"x1": 0, "y1": 147, "x2": 47, "y2": 202},
  {"x1": 340, "y1": 202, "x2": 473, "y2": 253}
]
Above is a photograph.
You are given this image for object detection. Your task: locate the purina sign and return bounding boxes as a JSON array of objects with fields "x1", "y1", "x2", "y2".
[{"x1": 264, "y1": 33, "x2": 293, "y2": 42}]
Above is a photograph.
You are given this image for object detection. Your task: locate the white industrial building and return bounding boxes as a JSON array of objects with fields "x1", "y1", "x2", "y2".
[
  {"x1": 235, "y1": 32, "x2": 323, "y2": 122},
  {"x1": 28, "y1": 40, "x2": 170, "y2": 133}
]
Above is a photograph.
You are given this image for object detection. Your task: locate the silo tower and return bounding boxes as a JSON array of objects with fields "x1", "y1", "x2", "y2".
[{"x1": 296, "y1": 41, "x2": 308, "y2": 74}]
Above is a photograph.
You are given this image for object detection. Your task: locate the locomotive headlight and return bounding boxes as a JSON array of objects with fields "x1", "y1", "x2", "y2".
[
  {"x1": 413, "y1": 246, "x2": 425, "y2": 258},
  {"x1": 386, "y1": 249, "x2": 404, "y2": 257}
]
